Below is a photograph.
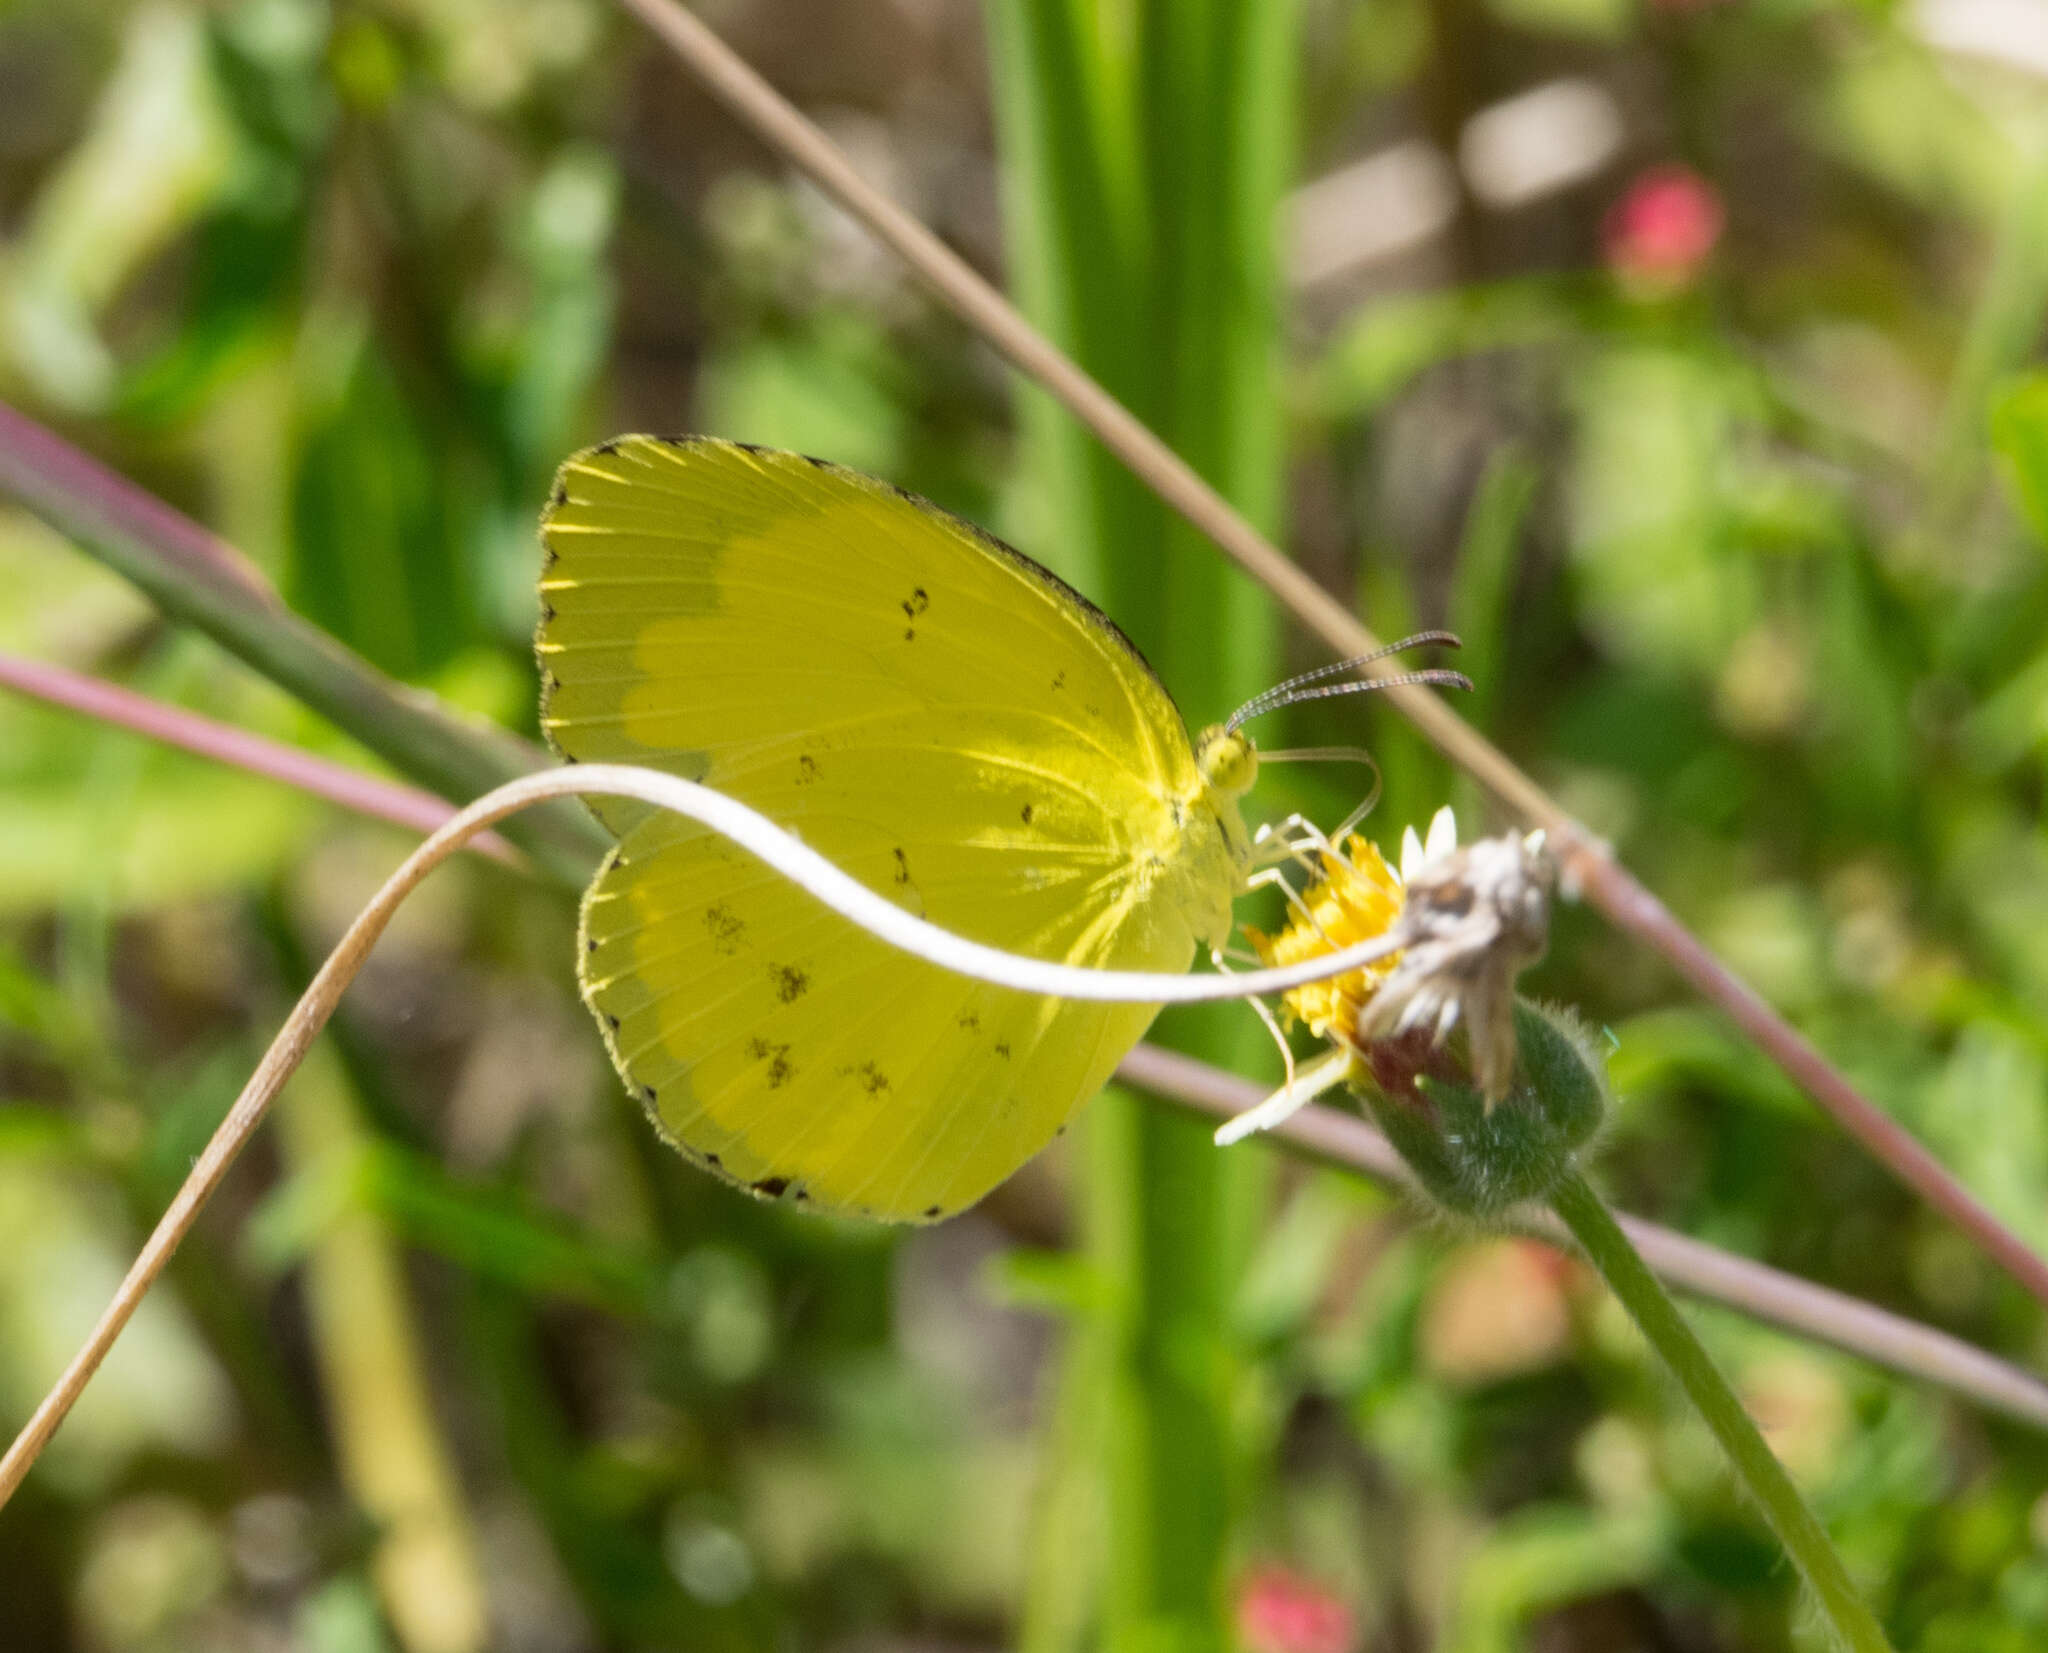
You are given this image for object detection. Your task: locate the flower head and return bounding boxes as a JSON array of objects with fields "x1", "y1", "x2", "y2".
[
  {"x1": 1247, "y1": 807, "x2": 1459, "y2": 1039},
  {"x1": 1248, "y1": 827, "x2": 1413, "y2": 1040},
  {"x1": 1243, "y1": 806, "x2": 1553, "y2": 1106},
  {"x1": 1360, "y1": 826, "x2": 1553, "y2": 1100}
]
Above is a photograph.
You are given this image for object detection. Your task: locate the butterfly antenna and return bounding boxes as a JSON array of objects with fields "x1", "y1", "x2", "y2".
[{"x1": 1225, "y1": 631, "x2": 1465, "y2": 734}]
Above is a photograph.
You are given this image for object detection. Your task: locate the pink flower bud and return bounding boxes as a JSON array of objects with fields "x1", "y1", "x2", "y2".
[
  {"x1": 1602, "y1": 164, "x2": 1724, "y2": 289},
  {"x1": 1235, "y1": 1564, "x2": 1358, "y2": 1653}
]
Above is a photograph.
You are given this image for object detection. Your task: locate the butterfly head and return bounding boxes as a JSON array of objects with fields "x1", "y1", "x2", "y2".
[{"x1": 1194, "y1": 725, "x2": 1259, "y2": 799}]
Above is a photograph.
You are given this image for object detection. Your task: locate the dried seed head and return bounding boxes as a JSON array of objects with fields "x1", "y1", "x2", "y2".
[{"x1": 1357, "y1": 829, "x2": 1554, "y2": 1101}]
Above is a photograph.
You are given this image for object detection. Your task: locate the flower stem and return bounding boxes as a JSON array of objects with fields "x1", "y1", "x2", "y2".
[{"x1": 1548, "y1": 1167, "x2": 1893, "y2": 1652}]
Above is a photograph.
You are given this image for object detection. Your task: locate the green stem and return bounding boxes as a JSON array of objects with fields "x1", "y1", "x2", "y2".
[
  {"x1": 991, "y1": 4, "x2": 1296, "y2": 1645},
  {"x1": 1548, "y1": 1167, "x2": 1894, "y2": 1653}
]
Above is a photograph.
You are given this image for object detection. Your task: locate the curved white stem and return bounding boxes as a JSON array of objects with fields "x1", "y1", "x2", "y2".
[{"x1": 507, "y1": 764, "x2": 1402, "y2": 1002}]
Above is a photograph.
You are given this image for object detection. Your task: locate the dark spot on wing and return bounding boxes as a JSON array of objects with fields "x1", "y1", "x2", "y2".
[
  {"x1": 841, "y1": 1061, "x2": 889, "y2": 1095},
  {"x1": 643, "y1": 1084, "x2": 657, "y2": 1103},
  {"x1": 606, "y1": 1014, "x2": 620, "y2": 1031},
  {"x1": 1051, "y1": 671, "x2": 1066, "y2": 691},
  {"x1": 797, "y1": 753, "x2": 818, "y2": 785},
  {"x1": 753, "y1": 1176, "x2": 789, "y2": 1199},
  {"x1": 733, "y1": 440, "x2": 767, "y2": 455},
  {"x1": 923, "y1": 1205, "x2": 943, "y2": 1219},
  {"x1": 891, "y1": 483, "x2": 918, "y2": 503},
  {"x1": 540, "y1": 600, "x2": 555, "y2": 621},
  {"x1": 595, "y1": 439, "x2": 618, "y2": 456},
  {"x1": 893, "y1": 848, "x2": 911, "y2": 885},
  {"x1": 549, "y1": 481, "x2": 567, "y2": 506},
  {"x1": 586, "y1": 938, "x2": 597, "y2": 953},
  {"x1": 803, "y1": 453, "x2": 831, "y2": 469},
  {"x1": 746, "y1": 1037, "x2": 795, "y2": 1089},
  {"x1": 659, "y1": 434, "x2": 686, "y2": 447},
  {"x1": 1020, "y1": 803, "x2": 1034, "y2": 825},
  {"x1": 993, "y1": 1042, "x2": 1011, "y2": 1059},
  {"x1": 957, "y1": 1012, "x2": 980, "y2": 1032},
  {"x1": 772, "y1": 964, "x2": 810, "y2": 1002},
  {"x1": 705, "y1": 903, "x2": 745, "y2": 953},
  {"x1": 902, "y1": 588, "x2": 929, "y2": 622},
  {"x1": 706, "y1": 1152, "x2": 721, "y2": 1167}
]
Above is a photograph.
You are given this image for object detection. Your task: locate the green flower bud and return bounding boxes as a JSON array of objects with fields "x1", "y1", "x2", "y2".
[{"x1": 1358, "y1": 998, "x2": 1609, "y2": 1221}]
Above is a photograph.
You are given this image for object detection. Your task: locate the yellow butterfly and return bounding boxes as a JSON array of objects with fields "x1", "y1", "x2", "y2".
[{"x1": 536, "y1": 436, "x2": 1259, "y2": 1222}]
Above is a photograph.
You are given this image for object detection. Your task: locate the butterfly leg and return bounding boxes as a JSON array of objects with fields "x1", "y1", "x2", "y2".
[
  {"x1": 1251, "y1": 811, "x2": 1332, "y2": 870},
  {"x1": 1326, "y1": 773, "x2": 1385, "y2": 846},
  {"x1": 1209, "y1": 946, "x2": 1299, "y2": 1107},
  {"x1": 1247, "y1": 865, "x2": 1338, "y2": 949}
]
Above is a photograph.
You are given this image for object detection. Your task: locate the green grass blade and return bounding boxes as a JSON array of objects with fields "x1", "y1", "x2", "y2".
[{"x1": 992, "y1": 4, "x2": 1296, "y2": 1646}]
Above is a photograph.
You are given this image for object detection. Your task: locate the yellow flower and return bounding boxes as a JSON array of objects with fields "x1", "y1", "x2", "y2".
[
  {"x1": 1219, "y1": 806, "x2": 1552, "y2": 1146},
  {"x1": 1246, "y1": 833, "x2": 1408, "y2": 1046},
  {"x1": 1218, "y1": 808, "x2": 1476, "y2": 1146}
]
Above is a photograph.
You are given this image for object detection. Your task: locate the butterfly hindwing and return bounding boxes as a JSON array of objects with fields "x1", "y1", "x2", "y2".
[{"x1": 581, "y1": 810, "x2": 1161, "y2": 1218}]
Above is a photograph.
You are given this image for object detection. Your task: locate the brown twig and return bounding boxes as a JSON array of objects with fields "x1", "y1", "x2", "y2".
[
  {"x1": 616, "y1": 0, "x2": 2048, "y2": 1315},
  {"x1": 0, "y1": 653, "x2": 522, "y2": 866},
  {"x1": 1116, "y1": 1045, "x2": 2048, "y2": 1430},
  {"x1": 0, "y1": 770, "x2": 591, "y2": 1508}
]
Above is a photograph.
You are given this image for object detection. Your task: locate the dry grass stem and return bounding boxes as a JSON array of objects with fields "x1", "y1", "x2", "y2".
[{"x1": 616, "y1": 0, "x2": 2048, "y2": 1312}]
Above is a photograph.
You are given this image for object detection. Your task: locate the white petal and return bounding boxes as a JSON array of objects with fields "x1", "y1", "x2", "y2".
[
  {"x1": 1394, "y1": 986, "x2": 1440, "y2": 1034},
  {"x1": 1425, "y1": 805, "x2": 1459, "y2": 863},
  {"x1": 1213, "y1": 1049, "x2": 1354, "y2": 1146},
  {"x1": 1400, "y1": 825, "x2": 1426, "y2": 883},
  {"x1": 1434, "y1": 993, "x2": 1462, "y2": 1042}
]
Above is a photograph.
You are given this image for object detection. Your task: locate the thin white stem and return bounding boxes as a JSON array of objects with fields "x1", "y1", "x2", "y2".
[
  {"x1": 502, "y1": 767, "x2": 1406, "y2": 1004},
  {"x1": 0, "y1": 762, "x2": 1407, "y2": 1507}
]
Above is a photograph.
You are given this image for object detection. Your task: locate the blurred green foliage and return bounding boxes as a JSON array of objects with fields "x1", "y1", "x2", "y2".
[{"x1": 5, "y1": 0, "x2": 2048, "y2": 1649}]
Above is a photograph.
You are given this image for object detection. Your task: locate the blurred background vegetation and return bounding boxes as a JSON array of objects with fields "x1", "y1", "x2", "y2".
[{"x1": 7, "y1": 0, "x2": 2048, "y2": 1648}]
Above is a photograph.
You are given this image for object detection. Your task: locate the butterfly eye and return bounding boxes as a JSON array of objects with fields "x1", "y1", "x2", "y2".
[{"x1": 1196, "y1": 727, "x2": 1258, "y2": 796}]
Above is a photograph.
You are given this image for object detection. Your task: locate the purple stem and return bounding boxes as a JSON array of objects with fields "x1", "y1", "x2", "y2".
[{"x1": 0, "y1": 652, "x2": 522, "y2": 867}]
